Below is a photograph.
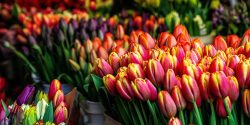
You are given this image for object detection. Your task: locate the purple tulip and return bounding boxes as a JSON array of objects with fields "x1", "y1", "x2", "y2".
[{"x1": 16, "y1": 85, "x2": 35, "y2": 106}]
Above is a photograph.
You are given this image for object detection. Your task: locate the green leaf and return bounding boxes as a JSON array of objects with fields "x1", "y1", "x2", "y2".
[
  {"x1": 90, "y1": 74, "x2": 103, "y2": 92},
  {"x1": 43, "y1": 101, "x2": 53, "y2": 123},
  {"x1": 1, "y1": 100, "x2": 9, "y2": 117}
]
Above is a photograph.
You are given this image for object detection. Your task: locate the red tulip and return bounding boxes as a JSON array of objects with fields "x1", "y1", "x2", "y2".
[
  {"x1": 127, "y1": 63, "x2": 145, "y2": 81},
  {"x1": 160, "y1": 52, "x2": 178, "y2": 72},
  {"x1": 150, "y1": 48, "x2": 164, "y2": 60},
  {"x1": 225, "y1": 47, "x2": 235, "y2": 55},
  {"x1": 214, "y1": 50, "x2": 227, "y2": 62},
  {"x1": 209, "y1": 71, "x2": 229, "y2": 99},
  {"x1": 92, "y1": 37, "x2": 101, "y2": 51},
  {"x1": 116, "y1": 24, "x2": 125, "y2": 39},
  {"x1": 209, "y1": 57, "x2": 226, "y2": 73},
  {"x1": 158, "y1": 32, "x2": 170, "y2": 47},
  {"x1": 146, "y1": 59, "x2": 165, "y2": 86},
  {"x1": 227, "y1": 76, "x2": 239, "y2": 102},
  {"x1": 235, "y1": 61, "x2": 250, "y2": 89},
  {"x1": 185, "y1": 50, "x2": 200, "y2": 64},
  {"x1": 138, "y1": 32, "x2": 155, "y2": 49},
  {"x1": 181, "y1": 74, "x2": 200, "y2": 102},
  {"x1": 133, "y1": 16, "x2": 142, "y2": 29},
  {"x1": 116, "y1": 77, "x2": 133, "y2": 100},
  {"x1": 171, "y1": 46, "x2": 185, "y2": 62},
  {"x1": 213, "y1": 35, "x2": 227, "y2": 51},
  {"x1": 168, "y1": 117, "x2": 182, "y2": 125},
  {"x1": 163, "y1": 69, "x2": 177, "y2": 92},
  {"x1": 131, "y1": 78, "x2": 157, "y2": 101},
  {"x1": 53, "y1": 90, "x2": 64, "y2": 108},
  {"x1": 215, "y1": 96, "x2": 232, "y2": 118},
  {"x1": 95, "y1": 58, "x2": 114, "y2": 77},
  {"x1": 171, "y1": 86, "x2": 187, "y2": 110},
  {"x1": 119, "y1": 54, "x2": 128, "y2": 67},
  {"x1": 108, "y1": 52, "x2": 120, "y2": 72},
  {"x1": 103, "y1": 74, "x2": 117, "y2": 96},
  {"x1": 48, "y1": 79, "x2": 62, "y2": 100},
  {"x1": 236, "y1": 45, "x2": 245, "y2": 55},
  {"x1": 191, "y1": 38, "x2": 204, "y2": 49},
  {"x1": 241, "y1": 29, "x2": 250, "y2": 46},
  {"x1": 242, "y1": 89, "x2": 250, "y2": 117},
  {"x1": 183, "y1": 64, "x2": 202, "y2": 80},
  {"x1": 158, "y1": 91, "x2": 177, "y2": 118},
  {"x1": 198, "y1": 72, "x2": 212, "y2": 102},
  {"x1": 176, "y1": 33, "x2": 190, "y2": 45},
  {"x1": 173, "y1": 25, "x2": 189, "y2": 40},
  {"x1": 112, "y1": 46, "x2": 126, "y2": 57},
  {"x1": 245, "y1": 41, "x2": 250, "y2": 58},
  {"x1": 226, "y1": 34, "x2": 240, "y2": 48},
  {"x1": 127, "y1": 52, "x2": 143, "y2": 65}
]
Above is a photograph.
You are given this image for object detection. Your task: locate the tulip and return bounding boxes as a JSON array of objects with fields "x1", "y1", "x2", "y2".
[
  {"x1": 241, "y1": 29, "x2": 250, "y2": 46},
  {"x1": 103, "y1": 74, "x2": 117, "y2": 96},
  {"x1": 146, "y1": 59, "x2": 165, "y2": 86},
  {"x1": 108, "y1": 52, "x2": 120, "y2": 72},
  {"x1": 245, "y1": 41, "x2": 250, "y2": 58},
  {"x1": 242, "y1": 89, "x2": 250, "y2": 117},
  {"x1": 191, "y1": 38, "x2": 204, "y2": 49},
  {"x1": 90, "y1": 50, "x2": 97, "y2": 65},
  {"x1": 185, "y1": 50, "x2": 200, "y2": 64},
  {"x1": 203, "y1": 45, "x2": 217, "y2": 57},
  {"x1": 227, "y1": 76, "x2": 239, "y2": 102},
  {"x1": 119, "y1": 54, "x2": 129, "y2": 67},
  {"x1": 236, "y1": 45, "x2": 245, "y2": 55},
  {"x1": 183, "y1": 64, "x2": 202, "y2": 80},
  {"x1": 36, "y1": 99, "x2": 48, "y2": 120},
  {"x1": 127, "y1": 63, "x2": 145, "y2": 81},
  {"x1": 138, "y1": 32, "x2": 155, "y2": 49},
  {"x1": 171, "y1": 46, "x2": 185, "y2": 62},
  {"x1": 158, "y1": 32, "x2": 170, "y2": 47},
  {"x1": 235, "y1": 61, "x2": 250, "y2": 89},
  {"x1": 225, "y1": 47, "x2": 236, "y2": 55},
  {"x1": 213, "y1": 35, "x2": 227, "y2": 51},
  {"x1": 225, "y1": 66, "x2": 235, "y2": 76},
  {"x1": 227, "y1": 55, "x2": 240, "y2": 70},
  {"x1": 226, "y1": 34, "x2": 240, "y2": 48},
  {"x1": 181, "y1": 74, "x2": 200, "y2": 102},
  {"x1": 158, "y1": 91, "x2": 177, "y2": 118},
  {"x1": 171, "y1": 86, "x2": 186, "y2": 110},
  {"x1": 0, "y1": 77, "x2": 6, "y2": 92},
  {"x1": 24, "y1": 106, "x2": 37, "y2": 125},
  {"x1": 160, "y1": 52, "x2": 178, "y2": 71},
  {"x1": 79, "y1": 46, "x2": 86, "y2": 60},
  {"x1": 53, "y1": 90, "x2": 64, "y2": 108},
  {"x1": 112, "y1": 46, "x2": 126, "y2": 57},
  {"x1": 48, "y1": 79, "x2": 62, "y2": 100},
  {"x1": 173, "y1": 25, "x2": 189, "y2": 40},
  {"x1": 45, "y1": 122, "x2": 55, "y2": 125},
  {"x1": 176, "y1": 33, "x2": 190, "y2": 46},
  {"x1": 116, "y1": 77, "x2": 133, "y2": 100},
  {"x1": 127, "y1": 52, "x2": 143, "y2": 65},
  {"x1": 163, "y1": 69, "x2": 177, "y2": 92},
  {"x1": 168, "y1": 117, "x2": 182, "y2": 125},
  {"x1": 131, "y1": 78, "x2": 157, "y2": 101},
  {"x1": 95, "y1": 58, "x2": 114, "y2": 77},
  {"x1": 209, "y1": 57, "x2": 226, "y2": 73},
  {"x1": 209, "y1": 71, "x2": 229, "y2": 99},
  {"x1": 214, "y1": 50, "x2": 227, "y2": 62},
  {"x1": 54, "y1": 102, "x2": 68, "y2": 125},
  {"x1": 69, "y1": 59, "x2": 81, "y2": 71},
  {"x1": 84, "y1": 39, "x2": 93, "y2": 54},
  {"x1": 16, "y1": 85, "x2": 35, "y2": 106},
  {"x1": 37, "y1": 91, "x2": 49, "y2": 103},
  {"x1": 97, "y1": 46, "x2": 108, "y2": 60},
  {"x1": 129, "y1": 43, "x2": 149, "y2": 60},
  {"x1": 116, "y1": 24, "x2": 125, "y2": 39},
  {"x1": 198, "y1": 72, "x2": 212, "y2": 102},
  {"x1": 215, "y1": 96, "x2": 232, "y2": 118}
]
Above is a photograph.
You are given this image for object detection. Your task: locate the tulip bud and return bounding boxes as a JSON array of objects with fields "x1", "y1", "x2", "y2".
[
  {"x1": 48, "y1": 79, "x2": 62, "y2": 100},
  {"x1": 53, "y1": 90, "x2": 64, "y2": 108},
  {"x1": 116, "y1": 77, "x2": 133, "y2": 100},
  {"x1": 116, "y1": 24, "x2": 125, "y2": 39},
  {"x1": 158, "y1": 32, "x2": 170, "y2": 47},
  {"x1": 176, "y1": 33, "x2": 190, "y2": 45},
  {"x1": 203, "y1": 45, "x2": 217, "y2": 57},
  {"x1": 242, "y1": 89, "x2": 250, "y2": 117},
  {"x1": 139, "y1": 32, "x2": 155, "y2": 49},
  {"x1": 104, "y1": 33, "x2": 114, "y2": 52},
  {"x1": 226, "y1": 34, "x2": 240, "y2": 48},
  {"x1": 171, "y1": 86, "x2": 187, "y2": 110},
  {"x1": 146, "y1": 59, "x2": 165, "y2": 86},
  {"x1": 198, "y1": 72, "x2": 212, "y2": 102},
  {"x1": 37, "y1": 91, "x2": 49, "y2": 103},
  {"x1": 216, "y1": 96, "x2": 232, "y2": 118},
  {"x1": 108, "y1": 52, "x2": 120, "y2": 71},
  {"x1": 225, "y1": 66, "x2": 235, "y2": 76},
  {"x1": 84, "y1": 39, "x2": 93, "y2": 54},
  {"x1": 236, "y1": 45, "x2": 245, "y2": 55},
  {"x1": 90, "y1": 50, "x2": 97, "y2": 65},
  {"x1": 245, "y1": 41, "x2": 250, "y2": 58},
  {"x1": 97, "y1": 46, "x2": 108, "y2": 60},
  {"x1": 103, "y1": 74, "x2": 117, "y2": 96},
  {"x1": 214, "y1": 50, "x2": 227, "y2": 62},
  {"x1": 227, "y1": 76, "x2": 239, "y2": 102},
  {"x1": 24, "y1": 106, "x2": 37, "y2": 125},
  {"x1": 130, "y1": 43, "x2": 149, "y2": 60},
  {"x1": 79, "y1": 46, "x2": 86, "y2": 59},
  {"x1": 225, "y1": 47, "x2": 236, "y2": 55},
  {"x1": 120, "y1": 54, "x2": 128, "y2": 67},
  {"x1": 241, "y1": 29, "x2": 250, "y2": 46},
  {"x1": 158, "y1": 91, "x2": 177, "y2": 118},
  {"x1": 127, "y1": 63, "x2": 145, "y2": 81},
  {"x1": 131, "y1": 78, "x2": 157, "y2": 101},
  {"x1": 16, "y1": 85, "x2": 35, "y2": 105},
  {"x1": 163, "y1": 69, "x2": 177, "y2": 92},
  {"x1": 127, "y1": 52, "x2": 143, "y2": 65},
  {"x1": 181, "y1": 74, "x2": 200, "y2": 102},
  {"x1": 191, "y1": 38, "x2": 204, "y2": 49},
  {"x1": 160, "y1": 52, "x2": 178, "y2": 71},
  {"x1": 171, "y1": 46, "x2": 185, "y2": 62},
  {"x1": 168, "y1": 117, "x2": 182, "y2": 125},
  {"x1": 235, "y1": 61, "x2": 250, "y2": 89},
  {"x1": 54, "y1": 102, "x2": 68, "y2": 125},
  {"x1": 185, "y1": 50, "x2": 200, "y2": 64},
  {"x1": 227, "y1": 55, "x2": 240, "y2": 70},
  {"x1": 173, "y1": 25, "x2": 189, "y2": 40},
  {"x1": 209, "y1": 57, "x2": 226, "y2": 73},
  {"x1": 213, "y1": 35, "x2": 228, "y2": 51},
  {"x1": 36, "y1": 99, "x2": 48, "y2": 120},
  {"x1": 113, "y1": 46, "x2": 126, "y2": 57},
  {"x1": 69, "y1": 59, "x2": 81, "y2": 71},
  {"x1": 209, "y1": 71, "x2": 229, "y2": 99},
  {"x1": 95, "y1": 58, "x2": 114, "y2": 77},
  {"x1": 183, "y1": 64, "x2": 202, "y2": 80}
]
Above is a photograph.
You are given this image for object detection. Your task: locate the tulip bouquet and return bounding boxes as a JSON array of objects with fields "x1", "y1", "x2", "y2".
[
  {"x1": 0, "y1": 79, "x2": 77, "y2": 125},
  {"x1": 93, "y1": 25, "x2": 250, "y2": 125}
]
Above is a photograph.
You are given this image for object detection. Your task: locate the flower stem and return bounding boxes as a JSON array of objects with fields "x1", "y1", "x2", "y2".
[
  {"x1": 209, "y1": 101, "x2": 216, "y2": 125},
  {"x1": 223, "y1": 98, "x2": 235, "y2": 125},
  {"x1": 179, "y1": 110, "x2": 186, "y2": 125},
  {"x1": 193, "y1": 101, "x2": 202, "y2": 125},
  {"x1": 147, "y1": 100, "x2": 158, "y2": 125}
]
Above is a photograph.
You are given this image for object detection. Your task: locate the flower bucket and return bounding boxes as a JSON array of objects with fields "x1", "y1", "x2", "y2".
[{"x1": 83, "y1": 100, "x2": 105, "y2": 125}]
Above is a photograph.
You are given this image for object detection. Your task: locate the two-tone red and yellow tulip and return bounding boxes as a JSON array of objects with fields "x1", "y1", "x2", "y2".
[
  {"x1": 129, "y1": 43, "x2": 149, "y2": 60},
  {"x1": 53, "y1": 90, "x2": 64, "y2": 108},
  {"x1": 227, "y1": 76, "x2": 239, "y2": 102},
  {"x1": 116, "y1": 77, "x2": 134, "y2": 100},
  {"x1": 203, "y1": 45, "x2": 217, "y2": 57},
  {"x1": 245, "y1": 41, "x2": 250, "y2": 58},
  {"x1": 235, "y1": 61, "x2": 250, "y2": 89},
  {"x1": 171, "y1": 86, "x2": 187, "y2": 110},
  {"x1": 198, "y1": 72, "x2": 212, "y2": 102},
  {"x1": 163, "y1": 69, "x2": 177, "y2": 92},
  {"x1": 108, "y1": 52, "x2": 120, "y2": 72},
  {"x1": 182, "y1": 63, "x2": 202, "y2": 80},
  {"x1": 209, "y1": 57, "x2": 226, "y2": 73},
  {"x1": 48, "y1": 79, "x2": 62, "y2": 101},
  {"x1": 213, "y1": 35, "x2": 228, "y2": 51},
  {"x1": 226, "y1": 34, "x2": 241, "y2": 48},
  {"x1": 150, "y1": 48, "x2": 165, "y2": 60},
  {"x1": 158, "y1": 91, "x2": 177, "y2": 118},
  {"x1": 171, "y1": 46, "x2": 185, "y2": 62},
  {"x1": 191, "y1": 38, "x2": 204, "y2": 49},
  {"x1": 227, "y1": 55, "x2": 240, "y2": 70},
  {"x1": 97, "y1": 46, "x2": 108, "y2": 60},
  {"x1": 127, "y1": 63, "x2": 145, "y2": 81},
  {"x1": 158, "y1": 32, "x2": 177, "y2": 48},
  {"x1": 95, "y1": 58, "x2": 114, "y2": 77},
  {"x1": 127, "y1": 52, "x2": 143, "y2": 65},
  {"x1": 215, "y1": 96, "x2": 232, "y2": 118},
  {"x1": 138, "y1": 32, "x2": 155, "y2": 49},
  {"x1": 242, "y1": 89, "x2": 250, "y2": 117},
  {"x1": 103, "y1": 74, "x2": 117, "y2": 96},
  {"x1": 173, "y1": 25, "x2": 189, "y2": 40},
  {"x1": 160, "y1": 52, "x2": 178, "y2": 72},
  {"x1": 209, "y1": 71, "x2": 229, "y2": 99},
  {"x1": 116, "y1": 24, "x2": 125, "y2": 40},
  {"x1": 241, "y1": 29, "x2": 250, "y2": 46},
  {"x1": 181, "y1": 74, "x2": 200, "y2": 102},
  {"x1": 54, "y1": 102, "x2": 68, "y2": 125},
  {"x1": 131, "y1": 78, "x2": 157, "y2": 101},
  {"x1": 146, "y1": 59, "x2": 165, "y2": 86},
  {"x1": 168, "y1": 117, "x2": 182, "y2": 125}
]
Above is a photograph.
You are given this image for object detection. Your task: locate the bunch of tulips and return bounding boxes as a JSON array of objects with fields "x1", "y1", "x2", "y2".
[
  {"x1": 94, "y1": 25, "x2": 250, "y2": 125},
  {"x1": 0, "y1": 79, "x2": 69, "y2": 125}
]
